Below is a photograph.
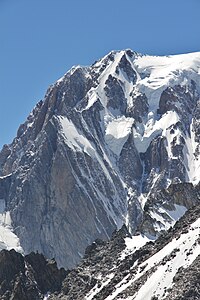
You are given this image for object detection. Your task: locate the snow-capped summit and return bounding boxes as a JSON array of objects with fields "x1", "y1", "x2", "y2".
[{"x1": 0, "y1": 49, "x2": 200, "y2": 267}]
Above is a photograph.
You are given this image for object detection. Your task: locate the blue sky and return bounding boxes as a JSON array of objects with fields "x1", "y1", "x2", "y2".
[{"x1": 0, "y1": 0, "x2": 200, "y2": 149}]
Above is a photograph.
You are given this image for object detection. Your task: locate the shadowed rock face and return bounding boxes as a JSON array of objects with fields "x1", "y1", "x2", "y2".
[
  {"x1": 105, "y1": 74, "x2": 128, "y2": 113},
  {"x1": 0, "y1": 49, "x2": 200, "y2": 268},
  {"x1": 0, "y1": 250, "x2": 67, "y2": 300}
]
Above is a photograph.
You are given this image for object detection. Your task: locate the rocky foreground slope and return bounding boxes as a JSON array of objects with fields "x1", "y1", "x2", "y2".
[
  {"x1": 1, "y1": 200, "x2": 200, "y2": 300},
  {"x1": 50, "y1": 203, "x2": 200, "y2": 300},
  {"x1": 0, "y1": 49, "x2": 200, "y2": 267}
]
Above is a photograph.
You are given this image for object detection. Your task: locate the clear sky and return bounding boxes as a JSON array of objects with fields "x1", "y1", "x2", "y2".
[{"x1": 0, "y1": 0, "x2": 200, "y2": 149}]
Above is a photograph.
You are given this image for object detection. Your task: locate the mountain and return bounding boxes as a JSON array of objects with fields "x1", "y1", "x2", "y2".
[
  {"x1": 0, "y1": 49, "x2": 200, "y2": 268},
  {"x1": 1, "y1": 201, "x2": 200, "y2": 300}
]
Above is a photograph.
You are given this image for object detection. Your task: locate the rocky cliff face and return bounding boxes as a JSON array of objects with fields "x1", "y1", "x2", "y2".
[{"x1": 0, "y1": 50, "x2": 200, "y2": 267}]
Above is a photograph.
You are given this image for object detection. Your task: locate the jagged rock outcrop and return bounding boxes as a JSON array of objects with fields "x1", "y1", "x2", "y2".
[
  {"x1": 0, "y1": 49, "x2": 200, "y2": 267},
  {"x1": 0, "y1": 250, "x2": 67, "y2": 300}
]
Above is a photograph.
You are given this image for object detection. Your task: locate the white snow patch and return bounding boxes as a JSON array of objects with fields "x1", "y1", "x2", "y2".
[
  {"x1": 84, "y1": 89, "x2": 98, "y2": 110},
  {"x1": 105, "y1": 116, "x2": 134, "y2": 155},
  {"x1": 59, "y1": 116, "x2": 95, "y2": 154},
  {"x1": 0, "y1": 173, "x2": 12, "y2": 179},
  {"x1": 133, "y1": 110, "x2": 179, "y2": 153},
  {"x1": 120, "y1": 234, "x2": 154, "y2": 260},
  {"x1": 0, "y1": 199, "x2": 23, "y2": 253}
]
